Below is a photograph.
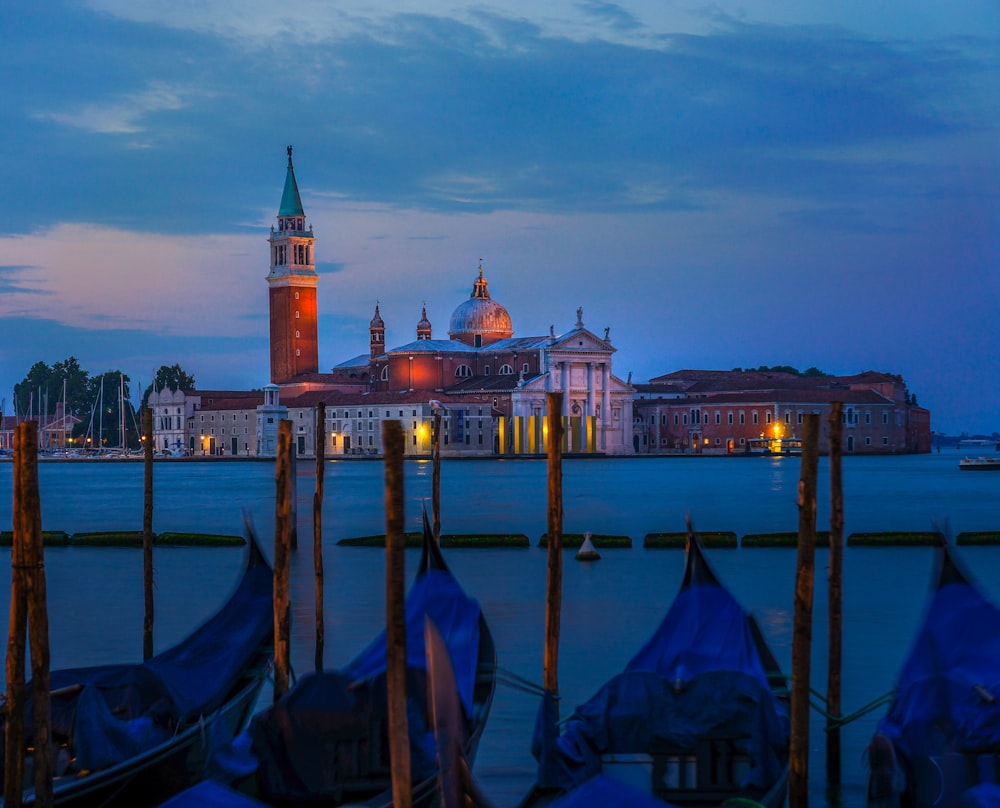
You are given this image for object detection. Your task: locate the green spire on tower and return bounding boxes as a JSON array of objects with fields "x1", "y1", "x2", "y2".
[{"x1": 278, "y1": 145, "x2": 305, "y2": 217}]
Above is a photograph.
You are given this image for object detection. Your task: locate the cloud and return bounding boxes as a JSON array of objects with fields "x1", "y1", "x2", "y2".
[
  {"x1": 576, "y1": 1, "x2": 641, "y2": 32},
  {"x1": 32, "y1": 81, "x2": 187, "y2": 135},
  {"x1": 0, "y1": 224, "x2": 261, "y2": 338}
]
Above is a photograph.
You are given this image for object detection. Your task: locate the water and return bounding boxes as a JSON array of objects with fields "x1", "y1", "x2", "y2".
[{"x1": 0, "y1": 450, "x2": 999, "y2": 806}]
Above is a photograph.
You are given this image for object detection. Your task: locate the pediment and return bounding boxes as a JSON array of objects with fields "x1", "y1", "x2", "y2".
[{"x1": 549, "y1": 327, "x2": 614, "y2": 355}]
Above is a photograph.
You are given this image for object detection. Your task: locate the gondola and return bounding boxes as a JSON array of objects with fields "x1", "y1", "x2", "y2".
[
  {"x1": 246, "y1": 511, "x2": 497, "y2": 807},
  {"x1": 520, "y1": 524, "x2": 790, "y2": 807},
  {"x1": 867, "y1": 542, "x2": 1000, "y2": 808},
  {"x1": 1, "y1": 527, "x2": 274, "y2": 807}
]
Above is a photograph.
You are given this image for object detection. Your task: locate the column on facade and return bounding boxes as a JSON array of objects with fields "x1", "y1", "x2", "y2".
[
  {"x1": 560, "y1": 362, "x2": 570, "y2": 416},
  {"x1": 586, "y1": 362, "x2": 595, "y2": 416},
  {"x1": 601, "y1": 363, "x2": 610, "y2": 451}
]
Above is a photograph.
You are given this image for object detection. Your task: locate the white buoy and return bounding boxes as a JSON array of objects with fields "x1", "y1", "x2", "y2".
[{"x1": 576, "y1": 532, "x2": 601, "y2": 561}]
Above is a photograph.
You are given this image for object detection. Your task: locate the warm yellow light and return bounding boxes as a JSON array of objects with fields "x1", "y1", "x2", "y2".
[{"x1": 703, "y1": 438, "x2": 709, "y2": 445}]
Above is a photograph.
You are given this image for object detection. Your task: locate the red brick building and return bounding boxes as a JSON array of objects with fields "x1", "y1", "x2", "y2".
[{"x1": 633, "y1": 369, "x2": 931, "y2": 454}]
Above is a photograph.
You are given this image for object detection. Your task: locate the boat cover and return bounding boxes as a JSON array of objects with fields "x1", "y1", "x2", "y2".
[
  {"x1": 248, "y1": 566, "x2": 482, "y2": 799},
  {"x1": 532, "y1": 578, "x2": 789, "y2": 796},
  {"x1": 158, "y1": 780, "x2": 270, "y2": 807},
  {"x1": 875, "y1": 576, "x2": 1000, "y2": 760},
  {"x1": 19, "y1": 549, "x2": 273, "y2": 775},
  {"x1": 545, "y1": 773, "x2": 676, "y2": 808}
]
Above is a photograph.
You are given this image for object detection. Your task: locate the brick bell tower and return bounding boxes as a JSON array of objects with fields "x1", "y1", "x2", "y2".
[{"x1": 268, "y1": 146, "x2": 319, "y2": 384}]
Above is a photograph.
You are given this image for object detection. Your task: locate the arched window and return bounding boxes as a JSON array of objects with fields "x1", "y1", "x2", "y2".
[
  {"x1": 455, "y1": 364, "x2": 472, "y2": 377},
  {"x1": 380, "y1": 366, "x2": 389, "y2": 381},
  {"x1": 499, "y1": 364, "x2": 514, "y2": 375}
]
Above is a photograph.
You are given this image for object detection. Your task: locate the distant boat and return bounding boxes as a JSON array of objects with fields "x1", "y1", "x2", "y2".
[
  {"x1": 747, "y1": 437, "x2": 802, "y2": 456},
  {"x1": 958, "y1": 456, "x2": 1000, "y2": 471}
]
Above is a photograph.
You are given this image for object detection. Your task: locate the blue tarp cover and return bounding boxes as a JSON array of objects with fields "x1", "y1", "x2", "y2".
[
  {"x1": 344, "y1": 567, "x2": 482, "y2": 716},
  {"x1": 877, "y1": 580, "x2": 1000, "y2": 759},
  {"x1": 18, "y1": 551, "x2": 273, "y2": 777},
  {"x1": 532, "y1": 580, "x2": 788, "y2": 797},
  {"x1": 248, "y1": 565, "x2": 482, "y2": 801}
]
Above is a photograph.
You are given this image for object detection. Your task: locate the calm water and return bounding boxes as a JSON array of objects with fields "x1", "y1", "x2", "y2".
[{"x1": 1, "y1": 451, "x2": 999, "y2": 806}]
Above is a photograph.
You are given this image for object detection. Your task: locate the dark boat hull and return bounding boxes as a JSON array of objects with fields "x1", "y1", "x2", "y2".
[{"x1": 19, "y1": 660, "x2": 268, "y2": 808}]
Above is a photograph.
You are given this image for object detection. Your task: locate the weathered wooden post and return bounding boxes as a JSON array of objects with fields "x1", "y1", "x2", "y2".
[
  {"x1": 827, "y1": 402, "x2": 844, "y2": 789},
  {"x1": 383, "y1": 420, "x2": 412, "y2": 808},
  {"x1": 143, "y1": 406, "x2": 154, "y2": 661},
  {"x1": 5, "y1": 424, "x2": 29, "y2": 808},
  {"x1": 432, "y1": 407, "x2": 442, "y2": 544},
  {"x1": 273, "y1": 419, "x2": 293, "y2": 702},
  {"x1": 21, "y1": 422, "x2": 52, "y2": 807},
  {"x1": 313, "y1": 401, "x2": 326, "y2": 672},
  {"x1": 789, "y1": 413, "x2": 819, "y2": 808},
  {"x1": 544, "y1": 392, "x2": 564, "y2": 712}
]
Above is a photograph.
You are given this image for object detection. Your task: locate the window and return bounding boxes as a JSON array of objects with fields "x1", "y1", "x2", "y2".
[
  {"x1": 295, "y1": 330, "x2": 300, "y2": 338},
  {"x1": 865, "y1": 436, "x2": 872, "y2": 446},
  {"x1": 797, "y1": 413, "x2": 803, "y2": 424},
  {"x1": 674, "y1": 414, "x2": 679, "y2": 425},
  {"x1": 294, "y1": 291, "x2": 299, "y2": 300},
  {"x1": 785, "y1": 411, "x2": 791, "y2": 424},
  {"x1": 484, "y1": 366, "x2": 491, "y2": 375},
  {"x1": 739, "y1": 412, "x2": 745, "y2": 424},
  {"x1": 728, "y1": 412, "x2": 734, "y2": 425},
  {"x1": 381, "y1": 366, "x2": 389, "y2": 381},
  {"x1": 865, "y1": 411, "x2": 872, "y2": 425},
  {"x1": 523, "y1": 363, "x2": 530, "y2": 374},
  {"x1": 295, "y1": 310, "x2": 300, "y2": 319},
  {"x1": 883, "y1": 436, "x2": 889, "y2": 445},
  {"x1": 752, "y1": 411, "x2": 758, "y2": 425},
  {"x1": 883, "y1": 412, "x2": 889, "y2": 424},
  {"x1": 715, "y1": 411, "x2": 721, "y2": 424},
  {"x1": 499, "y1": 364, "x2": 514, "y2": 375},
  {"x1": 765, "y1": 412, "x2": 772, "y2": 424},
  {"x1": 455, "y1": 364, "x2": 472, "y2": 377}
]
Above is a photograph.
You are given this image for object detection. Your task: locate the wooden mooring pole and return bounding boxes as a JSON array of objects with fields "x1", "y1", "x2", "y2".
[
  {"x1": 273, "y1": 419, "x2": 293, "y2": 703},
  {"x1": 383, "y1": 420, "x2": 412, "y2": 808},
  {"x1": 544, "y1": 392, "x2": 564, "y2": 711},
  {"x1": 5, "y1": 424, "x2": 29, "y2": 808},
  {"x1": 827, "y1": 402, "x2": 844, "y2": 790},
  {"x1": 432, "y1": 408, "x2": 442, "y2": 544},
  {"x1": 8, "y1": 422, "x2": 53, "y2": 806},
  {"x1": 314, "y1": 402, "x2": 326, "y2": 673},
  {"x1": 143, "y1": 406, "x2": 154, "y2": 661},
  {"x1": 789, "y1": 413, "x2": 819, "y2": 808}
]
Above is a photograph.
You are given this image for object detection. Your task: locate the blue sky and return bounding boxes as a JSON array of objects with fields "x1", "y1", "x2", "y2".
[{"x1": 0, "y1": 1, "x2": 997, "y2": 434}]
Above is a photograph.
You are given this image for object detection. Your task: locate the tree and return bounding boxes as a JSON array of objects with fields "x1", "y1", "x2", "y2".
[
  {"x1": 14, "y1": 357, "x2": 92, "y2": 419},
  {"x1": 143, "y1": 364, "x2": 196, "y2": 406}
]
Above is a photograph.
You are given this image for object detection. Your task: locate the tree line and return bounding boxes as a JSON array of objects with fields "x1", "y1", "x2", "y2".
[{"x1": 10, "y1": 359, "x2": 195, "y2": 450}]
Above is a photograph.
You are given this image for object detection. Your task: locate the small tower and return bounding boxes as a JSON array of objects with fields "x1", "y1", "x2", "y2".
[
  {"x1": 416, "y1": 304, "x2": 432, "y2": 340},
  {"x1": 369, "y1": 302, "x2": 385, "y2": 359},
  {"x1": 267, "y1": 146, "x2": 319, "y2": 384}
]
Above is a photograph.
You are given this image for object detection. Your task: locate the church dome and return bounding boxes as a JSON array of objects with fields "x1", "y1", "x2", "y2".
[
  {"x1": 369, "y1": 303, "x2": 384, "y2": 329},
  {"x1": 416, "y1": 305, "x2": 432, "y2": 339},
  {"x1": 448, "y1": 266, "x2": 513, "y2": 346}
]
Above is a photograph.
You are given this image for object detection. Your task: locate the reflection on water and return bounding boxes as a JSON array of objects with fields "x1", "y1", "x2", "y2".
[{"x1": 0, "y1": 450, "x2": 997, "y2": 806}]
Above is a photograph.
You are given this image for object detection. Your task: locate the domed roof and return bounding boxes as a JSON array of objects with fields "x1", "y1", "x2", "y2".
[
  {"x1": 417, "y1": 305, "x2": 432, "y2": 331},
  {"x1": 448, "y1": 266, "x2": 513, "y2": 345}
]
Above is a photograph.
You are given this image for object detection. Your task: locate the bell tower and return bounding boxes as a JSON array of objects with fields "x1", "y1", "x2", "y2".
[{"x1": 268, "y1": 146, "x2": 319, "y2": 384}]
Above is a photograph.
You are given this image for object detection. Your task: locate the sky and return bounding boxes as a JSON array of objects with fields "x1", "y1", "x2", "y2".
[{"x1": 0, "y1": 1, "x2": 997, "y2": 435}]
